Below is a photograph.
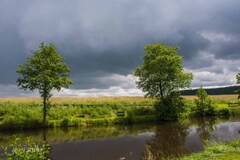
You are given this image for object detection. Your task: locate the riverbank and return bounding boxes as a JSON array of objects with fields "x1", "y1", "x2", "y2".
[
  {"x1": 181, "y1": 139, "x2": 240, "y2": 160},
  {"x1": 0, "y1": 97, "x2": 156, "y2": 129},
  {"x1": 0, "y1": 95, "x2": 239, "y2": 129},
  {"x1": 1, "y1": 117, "x2": 240, "y2": 160}
]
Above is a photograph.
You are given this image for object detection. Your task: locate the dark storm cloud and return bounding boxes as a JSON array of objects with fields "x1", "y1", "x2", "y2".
[
  {"x1": 0, "y1": 0, "x2": 240, "y2": 94},
  {"x1": 210, "y1": 38, "x2": 240, "y2": 60}
]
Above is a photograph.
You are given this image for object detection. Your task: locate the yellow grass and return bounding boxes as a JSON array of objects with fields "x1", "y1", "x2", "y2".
[
  {"x1": 182, "y1": 94, "x2": 238, "y2": 101},
  {"x1": 0, "y1": 95, "x2": 238, "y2": 103},
  {"x1": 0, "y1": 96, "x2": 154, "y2": 103}
]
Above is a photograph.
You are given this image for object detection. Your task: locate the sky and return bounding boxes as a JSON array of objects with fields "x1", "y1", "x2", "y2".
[{"x1": 0, "y1": 0, "x2": 240, "y2": 97}]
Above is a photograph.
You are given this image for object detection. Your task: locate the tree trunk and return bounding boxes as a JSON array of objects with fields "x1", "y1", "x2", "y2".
[
  {"x1": 159, "y1": 81, "x2": 164, "y2": 101},
  {"x1": 43, "y1": 96, "x2": 47, "y2": 126}
]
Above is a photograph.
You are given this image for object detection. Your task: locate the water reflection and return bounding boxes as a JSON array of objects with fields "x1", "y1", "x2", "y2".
[
  {"x1": 195, "y1": 117, "x2": 217, "y2": 145},
  {"x1": 0, "y1": 125, "x2": 154, "y2": 144},
  {"x1": 141, "y1": 122, "x2": 189, "y2": 160},
  {"x1": 0, "y1": 117, "x2": 240, "y2": 160}
]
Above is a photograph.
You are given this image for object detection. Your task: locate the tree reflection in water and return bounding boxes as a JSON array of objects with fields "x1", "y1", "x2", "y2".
[
  {"x1": 141, "y1": 122, "x2": 190, "y2": 160},
  {"x1": 195, "y1": 117, "x2": 217, "y2": 145}
]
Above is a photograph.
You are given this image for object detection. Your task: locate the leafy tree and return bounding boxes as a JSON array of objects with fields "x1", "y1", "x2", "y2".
[
  {"x1": 16, "y1": 42, "x2": 73, "y2": 125},
  {"x1": 236, "y1": 73, "x2": 240, "y2": 99},
  {"x1": 134, "y1": 43, "x2": 193, "y2": 120},
  {"x1": 194, "y1": 87, "x2": 215, "y2": 116}
]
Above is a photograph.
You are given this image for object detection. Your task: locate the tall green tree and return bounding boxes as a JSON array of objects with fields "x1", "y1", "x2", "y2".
[
  {"x1": 134, "y1": 43, "x2": 193, "y2": 120},
  {"x1": 16, "y1": 42, "x2": 73, "y2": 125},
  {"x1": 236, "y1": 73, "x2": 240, "y2": 99}
]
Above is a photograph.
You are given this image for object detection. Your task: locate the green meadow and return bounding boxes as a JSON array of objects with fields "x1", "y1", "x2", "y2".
[{"x1": 0, "y1": 95, "x2": 239, "y2": 129}]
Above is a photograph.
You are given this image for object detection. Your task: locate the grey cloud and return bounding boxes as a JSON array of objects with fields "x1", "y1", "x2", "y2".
[
  {"x1": 0, "y1": 0, "x2": 240, "y2": 96},
  {"x1": 0, "y1": 84, "x2": 38, "y2": 97},
  {"x1": 211, "y1": 38, "x2": 240, "y2": 60}
]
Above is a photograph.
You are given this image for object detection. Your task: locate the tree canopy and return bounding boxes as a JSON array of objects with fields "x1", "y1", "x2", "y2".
[
  {"x1": 134, "y1": 43, "x2": 193, "y2": 100},
  {"x1": 236, "y1": 73, "x2": 240, "y2": 99},
  {"x1": 134, "y1": 43, "x2": 193, "y2": 121},
  {"x1": 16, "y1": 42, "x2": 73, "y2": 125}
]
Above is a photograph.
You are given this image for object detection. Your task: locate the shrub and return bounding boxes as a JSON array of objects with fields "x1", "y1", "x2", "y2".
[
  {"x1": 131, "y1": 107, "x2": 155, "y2": 116},
  {"x1": 0, "y1": 138, "x2": 50, "y2": 160},
  {"x1": 155, "y1": 92, "x2": 185, "y2": 121},
  {"x1": 126, "y1": 109, "x2": 136, "y2": 123},
  {"x1": 194, "y1": 87, "x2": 216, "y2": 116},
  {"x1": 217, "y1": 108, "x2": 230, "y2": 115},
  {"x1": 60, "y1": 118, "x2": 70, "y2": 127}
]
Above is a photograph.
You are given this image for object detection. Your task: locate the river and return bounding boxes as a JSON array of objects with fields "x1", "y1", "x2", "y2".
[{"x1": 0, "y1": 117, "x2": 240, "y2": 160}]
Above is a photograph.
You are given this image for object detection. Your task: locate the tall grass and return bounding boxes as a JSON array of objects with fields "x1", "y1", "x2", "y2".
[
  {"x1": 0, "y1": 97, "x2": 157, "y2": 129},
  {"x1": 0, "y1": 95, "x2": 238, "y2": 129},
  {"x1": 0, "y1": 96, "x2": 154, "y2": 104},
  {"x1": 182, "y1": 95, "x2": 238, "y2": 101}
]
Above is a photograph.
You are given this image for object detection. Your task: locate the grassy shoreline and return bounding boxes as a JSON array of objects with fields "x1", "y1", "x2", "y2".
[
  {"x1": 181, "y1": 139, "x2": 240, "y2": 160},
  {"x1": 0, "y1": 95, "x2": 239, "y2": 130}
]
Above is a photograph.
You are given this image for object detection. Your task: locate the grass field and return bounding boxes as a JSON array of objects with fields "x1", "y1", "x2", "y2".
[
  {"x1": 183, "y1": 94, "x2": 238, "y2": 101},
  {"x1": 0, "y1": 96, "x2": 153, "y2": 103},
  {"x1": 0, "y1": 96, "x2": 157, "y2": 129},
  {"x1": 0, "y1": 95, "x2": 239, "y2": 129},
  {"x1": 0, "y1": 94, "x2": 238, "y2": 102}
]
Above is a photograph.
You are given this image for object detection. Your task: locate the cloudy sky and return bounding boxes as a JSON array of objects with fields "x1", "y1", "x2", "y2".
[{"x1": 0, "y1": 0, "x2": 240, "y2": 97}]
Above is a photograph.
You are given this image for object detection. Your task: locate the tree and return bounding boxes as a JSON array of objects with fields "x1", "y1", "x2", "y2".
[
  {"x1": 236, "y1": 73, "x2": 240, "y2": 99},
  {"x1": 134, "y1": 43, "x2": 193, "y2": 120},
  {"x1": 16, "y1": 42, "x2": 73, "y2": 125},
  {"x1": 194, "y1": 87, "x2": 215, "y2": 116}
]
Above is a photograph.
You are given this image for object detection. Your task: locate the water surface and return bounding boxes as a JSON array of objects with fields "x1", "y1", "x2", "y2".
[{"x1": 1, "y1": 117, "x2": 240, "y2": 160}]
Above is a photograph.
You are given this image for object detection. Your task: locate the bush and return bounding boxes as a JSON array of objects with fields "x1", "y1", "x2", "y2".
[
  {"x1": 155, "y1": 92, "x2": 185, "y2": 121},
  {"x1": 217, "y1": 108, "x2": 230, "y2": 115},
  {"x1": 194, "y1": 87, "x2": 216, "y2": 116},
  {"x1": 126, "y1": 109, "x2": 135, "y2": 123},
  {"x1": 125, "y1": 106, "x2": 156, "y2": 123},
  {"x1": 205, "y1": 104, "x2": 217, "y2": 116},
  {"x1": 60, "y1": 118, "x2": 70, "y2": 127},
  {"x1": 0, "y1": 138, "x2": 50, "y2": 160},
  {"x1": 229, "y1": 107, "x2": 240, "y2": 116}
]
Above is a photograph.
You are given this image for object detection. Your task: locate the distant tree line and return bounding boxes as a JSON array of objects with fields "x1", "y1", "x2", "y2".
[{"x1": 181, "y1": 86, "x2": 239, "y2": 95}]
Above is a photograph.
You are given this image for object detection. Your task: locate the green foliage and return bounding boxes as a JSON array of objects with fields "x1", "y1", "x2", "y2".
[
  {"x1": 194, "y1": 87, "x2": 216, "y2": 116},
  {"x1": 60, "y1": 118, "x2": 70, "y2": 127},
  {"x1": 228, "y1": 107, "x2": 240, "y2": 116},
  {"x1": 134, "y1": 43, "x2": 193, "y2": 100},
  {"x1": 16, "y1": 42, "x2": 73, "y2": 96},
  {"x1": 155, "y1": 92, "x2": 185, "y2": 121},
  {"x1": 0, "y1": 97, "x2": 240, "y2": 129},
  {"x1": 0, "y1": 102, "x2": 42, "y2": 129},
  {"x1": 0, "y1": 138, "x2": 50, "y2": 160},
  {"x1": 217, "y1": 108, "x2": 230, "y2": 115},
  {"x1": 16, "y1": 42, "x2": 73, "y2": 125},
  {"x1": 126, "y1": 106, "x2": 156, "y2": 116},
  {"x1": 0, "y1": 101, "x2": 157, "y2": 129},
  {"x1": 134, "y1": 43, "x2": 193, "y2": 121},
  {"x1": 125, "y1": 106, "x2": 156, "y2": 123},
  {"x1": 236, "y1": 73, "x2": 240, "y2": 99}
]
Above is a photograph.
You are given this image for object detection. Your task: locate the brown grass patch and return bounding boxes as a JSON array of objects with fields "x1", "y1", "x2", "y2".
[
  {"x1": 182, "y1": 94, "x2": 238, "y2": 101},
  {"x1": 0, "y1": 95, "x2": 237, "y2": 103},
  {"x1": 0, "y1": 96, "x2": 153, "y2": 103}
]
